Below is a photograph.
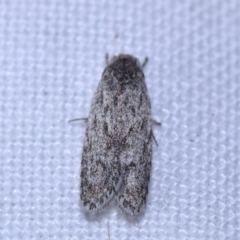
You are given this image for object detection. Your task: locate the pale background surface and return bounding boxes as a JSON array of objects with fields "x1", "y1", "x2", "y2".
[{"x1": 0, "y1": 0, "x2": 239, "y2": 239}]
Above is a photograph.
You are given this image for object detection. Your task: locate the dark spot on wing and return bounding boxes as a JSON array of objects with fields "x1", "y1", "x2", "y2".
[
  {"x1": 140, "y1": 119, "x2": 146, "y2": 130},
  {"x1": 123, "y1": 200, "x2": 129, "y2": 208},
  {"x1": 90, "y1": 203, "x2": 96, "y2": 210},
  {"x1": 131, "y1": 106, "x2": 136, "y2": 116},
  {"x1": 113, "y1": 96, "x2": 118, "y2": 106},
  {"x1": 103, "y1": 122, "x2": 108, "y2": 133},
  {"x1": 104, "y1": 104, "x2": 109, "y2": 114},
  {"x1": 139, "y1": 94, "x2": 143, "y2": 109}
]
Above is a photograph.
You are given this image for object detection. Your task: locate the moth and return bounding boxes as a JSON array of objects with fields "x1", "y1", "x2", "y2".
[{"x1": 80, "y1": 54, "x2": 153, "y2": 215}]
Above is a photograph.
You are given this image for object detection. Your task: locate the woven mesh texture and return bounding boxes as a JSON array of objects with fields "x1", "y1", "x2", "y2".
[{"x1": 0, "y1": 0, "x2": 239, "y2": 239}]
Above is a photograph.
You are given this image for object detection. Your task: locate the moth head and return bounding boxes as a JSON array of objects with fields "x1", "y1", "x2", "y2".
[
  {"x1": 105, "y1": 54, "x2": 143, "y2": 85},
  {"x1": 109, "y1": 54, "x2": 141, "y2": 68}
]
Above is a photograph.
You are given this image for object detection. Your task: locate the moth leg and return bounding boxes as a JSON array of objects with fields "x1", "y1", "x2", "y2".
[
  {"x1": 105, "y1": 53, "x2": 109, "y2": 65},
  {"x1": 142, "y1": 57, "x2": 148, "y2": 69},
  {"x1": 68, "y1": 118, "x2": 88, "y2": 123},
  {"x1": 151, "y1": 119, "x2": 161, "y2": 126},
  {"x1": 151, "y1": 130, "x2": 158, "y2": 146},
  {"x1": 151, "y1": 119, "x2": 161, "y2": 146}
]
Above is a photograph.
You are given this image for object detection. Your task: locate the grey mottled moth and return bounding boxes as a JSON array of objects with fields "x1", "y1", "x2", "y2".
[{"x1": 80, "y1": 54, "x2": 153, "y2": 215}]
